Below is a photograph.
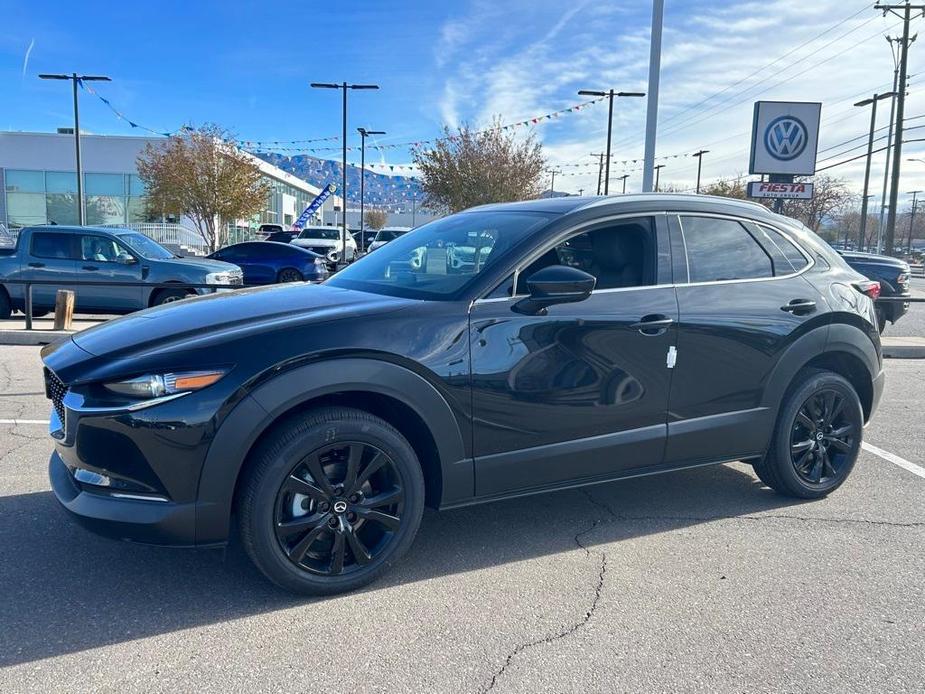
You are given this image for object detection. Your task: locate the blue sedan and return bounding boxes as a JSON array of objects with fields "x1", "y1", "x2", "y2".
[{"x1": 208, "y1": 241, "x2": 329, "y2": 285}]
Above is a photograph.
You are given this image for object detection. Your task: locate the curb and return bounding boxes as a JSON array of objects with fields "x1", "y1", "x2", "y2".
[
  {"x1": 0, "y1": 330, "x2": 73, "y2": 346},
  {"x1": 882, "y1": 343, "x2": 925, "y2": 359}
]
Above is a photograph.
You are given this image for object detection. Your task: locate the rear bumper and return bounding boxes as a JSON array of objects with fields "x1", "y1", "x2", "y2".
[{"x1": 49, "y1": 449, "x2": 200, "y2": 547}]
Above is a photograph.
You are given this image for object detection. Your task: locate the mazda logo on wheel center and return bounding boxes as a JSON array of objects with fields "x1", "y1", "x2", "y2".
[
  {"x1": 333, "y1": 501, "x2": 348, "y2": 514},
  {"x1": 764, "y1": 115, "x2": 808, "y2": 161}
]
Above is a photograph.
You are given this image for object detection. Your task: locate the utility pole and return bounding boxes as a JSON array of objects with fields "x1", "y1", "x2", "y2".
[
  {"x1": 578, "y1": 90, "x2": 645, "y2": 194},
  {"x1": 592, "y1": 153, "x2": 605, "y2": 195},
  {"x1": 311, "y1": 81, "x2": 379, "y2": 266},
  {"x1": 907, "y1": 190, "x2": 922, "y2": 252},
  {"x1": 642, "y1": 0, "x2": 665, "y2": 192},
  {"x1": 578, "y1": 188, "x2": 584, "y2": 196},
  {"x1": 874, "y1": 1, "x2": 924, "y2": 255},
  {"x1": 547, "y1": 168, "x2": 561, "y2": 192},
  {"x1": 877, "y1": 36, "x2": 902, "y2": 253},
  {"x1": 38, "y1": 72, "x2": 111, "y2": 225},
  {"x1": 855, "y1": 92, "x2": 896, "y2": 249},
  {"x1": 692, "y1": 149, "x2": 709, "y2": 193},
  {"x1": 653, "y1": 164, "x2": 666, "y2": 192},
  {"x1": 618, "y1": 174, "x2": 630, "y2": 194},
  {"x1": 357, "y1": 127, "x2": 385, "y2": 253},
  {"x1": 411, "y1": 192, "x2": 417, "y2": 227}
]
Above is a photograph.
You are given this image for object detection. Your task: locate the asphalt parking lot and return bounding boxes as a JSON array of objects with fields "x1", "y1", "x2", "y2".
[{"x1": 1, "y1": 346, "x2": 923, "y2": 693}]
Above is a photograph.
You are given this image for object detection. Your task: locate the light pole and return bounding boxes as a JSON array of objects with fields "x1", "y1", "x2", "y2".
[
  {"x1": 38, "y1": 73, "x2": 111, "y2": 225},
  {"x1": 591, "y1": 153, "x2": 606, "y2": 195},
  {"x1": 692, "y1": 149, "x2": 709, "y2": 193},
  {"x1": 618, "y1": 174, "x2": 630, "y2": 194},
  {"x1": 578, "y1": 188, "x2": 584, "y2": 196},
  {"x1": 357, "y1": 127, "x2": 385, "y2": 253},
  {"x1": 310, "y1": 81, "x2": 379, "y2": 265},
  {"x1": 578, "y1": 89, "x2": 645, "y2": 194},
  {"x1": 907, "y1": 189, "x2": 922, "y2": 254},
  {"x1": 411, "y1": 192, "x2": 417, "y2": 227},
  {"x1": 856, "y1": 92, "x2": 896, "y2": 248},
  {"x1": 653, "y1": 164, "x2": 666, "y2": 192}
]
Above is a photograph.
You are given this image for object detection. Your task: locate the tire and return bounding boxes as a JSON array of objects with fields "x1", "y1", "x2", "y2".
[
  {"x1": 0, "y1": 289, "x2": 12, "y2": 319},
  {"x1": 754, "y1": 368, "x2": 863, "y2": 499},
  {"x1": 277, "y1": 268, "x2": 303, "y2": 283},
  {"x1": 238, "y1": 406, "x2": 425, "y2": 595},
  {"x1": 151, "y1": 288, "x2": 191, "y2": 306}
]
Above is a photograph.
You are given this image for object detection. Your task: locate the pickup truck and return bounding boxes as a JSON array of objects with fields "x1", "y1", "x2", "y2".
[
  {"x1": 838, "y1": 250, "x2": 912, "y2": 332},
  {"x1": 0, "y1": 225, "x2": 243, "y2": 319}
]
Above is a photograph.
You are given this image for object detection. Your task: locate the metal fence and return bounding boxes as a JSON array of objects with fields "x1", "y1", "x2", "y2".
[{"x1": 99, "y1": 223, "x2": 211, "y2": 257}]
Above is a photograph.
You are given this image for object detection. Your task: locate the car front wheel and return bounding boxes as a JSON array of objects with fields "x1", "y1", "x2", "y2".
[
  {"x1": 754, "y1": 369, "x2": 863, "y2": 499},
  {"x1": 238, "y1": 407, "x2": 425, "y2": 595}
]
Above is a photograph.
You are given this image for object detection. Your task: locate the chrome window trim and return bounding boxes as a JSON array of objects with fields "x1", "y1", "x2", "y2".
[{"x1": 671, "y1": 211, "x2": 815, "y2": 288}]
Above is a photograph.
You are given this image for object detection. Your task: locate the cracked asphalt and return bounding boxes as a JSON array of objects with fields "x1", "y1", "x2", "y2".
[{"x1": 0, "y1": 345, "x2": 923, "y2": 693}]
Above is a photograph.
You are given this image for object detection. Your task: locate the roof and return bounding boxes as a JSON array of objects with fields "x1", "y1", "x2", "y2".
[{"x1": 23, "y1": 225, "x2": 139, "y2": 234}]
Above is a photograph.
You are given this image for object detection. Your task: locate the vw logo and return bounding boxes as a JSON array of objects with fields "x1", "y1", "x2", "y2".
[
  {"x1": 333, "y1": 500, "x2": 348, "y2": 514},
  {"x1": 816, "y1": 432, "x2": 824, "y2": 441},
  {"x1": 764, "y1": 115, "x2": 808, "y2": 161}
]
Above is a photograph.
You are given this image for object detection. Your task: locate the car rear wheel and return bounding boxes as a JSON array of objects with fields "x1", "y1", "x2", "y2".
[
  {"x1": 238, "y1": 407, "x2": 425, "y2": 595},
  {"x1": 754, "y1": 369, "x2": 862, "y2": 499},
  {"x1": 277, "y1": 268, "x2": 303, "y2": 283}
]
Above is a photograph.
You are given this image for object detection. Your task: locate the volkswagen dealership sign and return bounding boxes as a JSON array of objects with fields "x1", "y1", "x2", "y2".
[{"x1": 749, "y1": 101, "x2": 821, "y2": 176}]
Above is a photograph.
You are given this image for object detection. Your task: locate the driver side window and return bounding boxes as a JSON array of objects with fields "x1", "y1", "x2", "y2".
[
  {"x1": 514, "y1": 218, "x2": 657, "y2": 294},
  {"x1": 80, "y1": 235, "x2": 128, "y2": 263}
]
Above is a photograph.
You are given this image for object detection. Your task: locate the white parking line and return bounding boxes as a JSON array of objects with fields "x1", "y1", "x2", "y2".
[
  {"x1": 2, "y1": 418, "x2": 922, "y2": 481},
  {"x1": 863, "y1": 442, "x2": 925, "y2": 480}
]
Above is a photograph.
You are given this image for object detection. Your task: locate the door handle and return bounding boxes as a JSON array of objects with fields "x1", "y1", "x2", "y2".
[
  {"x1": 781, "y1": 299, "x2": 816, "y2": 315},
  {"x1": 28, "y1": 262, "x2": 45, "y2": 268},
  {"x1": 82, "y1": 265, "x2": 99, "y2": 271},
  {"x1": 630, "y1": 315, "x2": 674, "y2": 335}
]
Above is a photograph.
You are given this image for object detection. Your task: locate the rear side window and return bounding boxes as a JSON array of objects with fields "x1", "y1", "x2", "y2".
[
  {"x1": 31, "y1": 232, "x2": 75, "y2": 259},
  {"x1": 756, "y1": 225, "x2": 809, "y2": 273},
  {"x1": 680, "y1": 216, "x2": 772, "y2": 283}
]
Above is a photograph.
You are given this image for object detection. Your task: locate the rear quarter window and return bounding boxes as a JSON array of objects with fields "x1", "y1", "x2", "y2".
[
  {"x1": 30, "y1": 232, "x2": 75, "y2": 259},
  {"x1": 679, "y1": 216, "x2": 773, "y2": 282}
]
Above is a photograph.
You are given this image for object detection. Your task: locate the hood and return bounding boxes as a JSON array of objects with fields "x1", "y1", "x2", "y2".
[
  {"x1": 293, "y1": 238, "x2": 338, "y2": 248},
  {"x1": 71, "y1": 283, "x2": 411, "y2": 358},
  {"x1": 160, "y1": 256, "x2": 241, "y2": 273}
]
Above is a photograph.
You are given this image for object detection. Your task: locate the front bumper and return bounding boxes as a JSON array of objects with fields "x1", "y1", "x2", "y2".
[{"x1": 49, "y1": 450, "x2": 199, "y2": 546}]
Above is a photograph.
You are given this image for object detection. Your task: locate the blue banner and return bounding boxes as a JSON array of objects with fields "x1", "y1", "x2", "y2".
[{"x1": 292, "y1": 183, "x2": 337, "y2": 230}]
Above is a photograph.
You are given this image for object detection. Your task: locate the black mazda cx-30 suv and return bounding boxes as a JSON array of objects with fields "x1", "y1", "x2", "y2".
[{"x1": 42, "y1": 194, "x2": 884, "y2": 594}]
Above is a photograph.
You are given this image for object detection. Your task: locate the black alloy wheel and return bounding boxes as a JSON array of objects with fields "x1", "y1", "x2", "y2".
[
  {"x1": 789, "y1": 389, "x2": 855, "y2": 484},
  {"x1": 753, "y1": 369, "x2": 862, "y2": 499},
  {"x1": 238, "y1": 406, "x2": 424, "y2": 595},
  {"x1": 278, "y1": 268, "x2": 303, "y2": 283},
  {"x1": 274, "y1": 442, "x2": 404, "y2": 576}
]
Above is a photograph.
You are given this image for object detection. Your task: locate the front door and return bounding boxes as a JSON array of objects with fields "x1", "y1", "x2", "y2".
[
  {"x1": 75, "y1": 234, "x2": 144, "y2": 312},
  {"x1": 469, "y1": 215, "x2": 677, "y2": 497}
]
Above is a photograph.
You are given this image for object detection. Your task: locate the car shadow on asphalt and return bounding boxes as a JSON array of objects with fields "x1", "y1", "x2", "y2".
[{"x1": 0, "y1": 462, "x2": 809, "y2": 667}]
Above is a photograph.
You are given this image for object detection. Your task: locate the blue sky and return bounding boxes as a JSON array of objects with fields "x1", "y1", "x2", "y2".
[{"x1": 2, "y1": 0, "x2": 924, "y2": 199}]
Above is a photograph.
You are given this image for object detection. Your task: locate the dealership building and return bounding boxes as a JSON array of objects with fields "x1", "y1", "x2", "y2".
[{"x1": 0, "y1": 131, "x2": 342, "y2": 238}]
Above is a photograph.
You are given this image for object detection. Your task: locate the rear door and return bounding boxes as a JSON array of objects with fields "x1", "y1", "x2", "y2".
[
  {"x1": 665, "y1": 213, "x2": 821, "y2": 465},
  {"x1": 469, "y1": 215, "x2": 677, "y2": 497},
  {"x1": 75, "y1": 233, "x2": 144, "y2": 312},
  {"x1": 23, "y1": 231, "x2": 78, "y2": 307}
]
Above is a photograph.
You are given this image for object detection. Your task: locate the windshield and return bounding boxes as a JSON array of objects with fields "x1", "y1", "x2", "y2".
[
  {"x1": 117, "y1": 232, "x2": 175, "y2": 260},
  {"x1": 328, "y1": 210, "x2": 554, "y2": 300},
  {"x1": 299, "y1": 228, "x2": 341, "y2": 240}
]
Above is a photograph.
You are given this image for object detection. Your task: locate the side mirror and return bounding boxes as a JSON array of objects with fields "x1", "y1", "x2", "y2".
[
  {"x1": 513, "y1": 265, "x2": 596, "y2": 315},
  {"x1": 116, "y1": 254, "x2": 137, "y2": 265}
]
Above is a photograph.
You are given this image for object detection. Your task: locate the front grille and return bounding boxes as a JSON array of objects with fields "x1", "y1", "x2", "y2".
[
  {"x1": 307, "y1": 246, "x2": 331, "y2": 256},
  {"x1": 44, "y1": 368, "x2": 67, "y2": 422}
]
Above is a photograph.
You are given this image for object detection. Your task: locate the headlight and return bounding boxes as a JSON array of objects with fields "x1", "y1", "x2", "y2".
[
  {"x1": 206, "y1": 272, "x2": 233, "y2": 285},
  {"x1": 104, "y1": 370, "x2": 226, "y2": 399}
]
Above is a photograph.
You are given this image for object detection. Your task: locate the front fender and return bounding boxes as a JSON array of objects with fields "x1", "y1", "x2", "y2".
[{"x1": 194, "y1": 358, "x2": 470, "y2": 545}]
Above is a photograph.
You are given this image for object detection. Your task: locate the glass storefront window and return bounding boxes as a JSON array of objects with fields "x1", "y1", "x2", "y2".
[
  {"x1": 45, "y1": 172, "x2": 78, "y2": 194},
  {"x1": 45, "y1": 194, "x2": 80, "y2": 225},
  {"x1": 6, "y1": 192, "x2": 47, "y2": 226},
  {"x1": 127, "y1": 196, "x2": 153, "y2": 223},
  {"x1": 128, "y1": 175, "x2": 147, "y2": 196},
  {"x1": 5, "y1": 170, "x2": 45, "y2": 193},
  {"x1": 85, "y1": 173, "x2": 125, "y2": 196},
  {"x1": 85, "y1": 196, "x2": 127, "y2": 225}
]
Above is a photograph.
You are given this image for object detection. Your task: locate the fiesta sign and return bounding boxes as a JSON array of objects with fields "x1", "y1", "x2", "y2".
[{"x1": 746, "y1": 181, "x2": 814, "y2": 200}]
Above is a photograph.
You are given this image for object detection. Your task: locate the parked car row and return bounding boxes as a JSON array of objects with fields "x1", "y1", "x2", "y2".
[
  {"x1": 0, "y1": 226, "x2": 328, "y2": 319},
  {"x1": 837, "y1": 250, "x2": 911, "y2": 332}
]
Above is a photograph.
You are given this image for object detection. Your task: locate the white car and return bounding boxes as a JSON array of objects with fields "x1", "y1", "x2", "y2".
[
  {"x1": 367, "y1": 226, "x2": 412, "y2": 253},
  {"x1": 291, "y1": 225, "x2": 357, "y2": 264}
]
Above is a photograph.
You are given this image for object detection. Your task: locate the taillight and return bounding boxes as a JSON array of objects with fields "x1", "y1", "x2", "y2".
[{"x1": 854, "y1": 280, "x2": 881, "y2": 300}]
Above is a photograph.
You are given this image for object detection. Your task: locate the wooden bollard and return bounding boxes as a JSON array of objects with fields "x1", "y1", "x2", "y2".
[{"x1": 53, "y1": 289, "x2": 75, "y2": 331}]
